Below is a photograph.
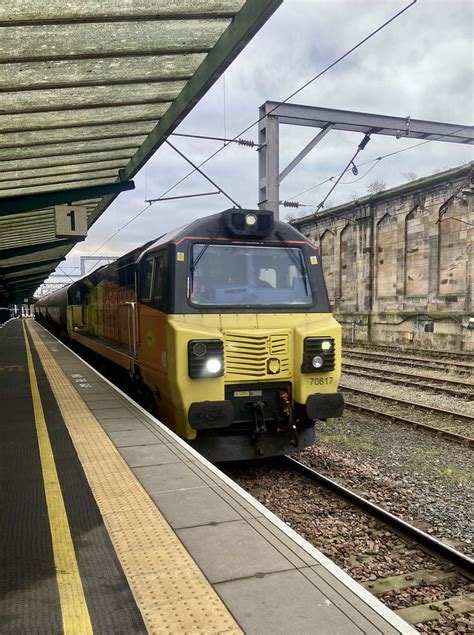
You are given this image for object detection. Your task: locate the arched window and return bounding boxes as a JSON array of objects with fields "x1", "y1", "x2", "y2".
[
  {"x1": 376, "y1": 214, "x2": 397, "y2": 298},
  {"x1": 339, "y1": 224, "x2": 357, "y2": 301},
  {"x1": 320, "y1": 229, "x2": 335, "y2": 302},
  {"x1": 405, "y1": 206, "x2": 428, "y2": 297},
  {"x1": 438, "y1": 204, "x2": 469, "y2": 296}
]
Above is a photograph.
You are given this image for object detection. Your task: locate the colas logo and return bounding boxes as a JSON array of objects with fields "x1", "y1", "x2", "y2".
[{"x1": 145, "y1": 330, "x2": 156, "y2": 346}]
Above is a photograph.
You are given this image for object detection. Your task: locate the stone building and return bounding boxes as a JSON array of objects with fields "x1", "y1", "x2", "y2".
[{"x1": 292, "y1": 163, "x2": 473, "y2": 351}]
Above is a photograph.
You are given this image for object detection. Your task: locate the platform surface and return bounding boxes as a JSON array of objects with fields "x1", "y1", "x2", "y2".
[{"x1": 0, "y1": 318, "x2": 416, "y2": 634}]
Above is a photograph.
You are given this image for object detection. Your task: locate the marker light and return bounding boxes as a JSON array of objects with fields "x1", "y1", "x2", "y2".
[
  {"x1": 311, "y1": 355, "x2": 324, "y2": 369},
  {"x1": 321, "y1": 340, "x2": 332, "y2": 351},
  {"x1": 245, "y1": 213, "x2": 257, "y2": 227},
  {"x1": 192, "y1": 342, "x2": 207, "y2": 357},
  {"x1": 205, "y1": 358, "x2": 222, "y2": 374}
]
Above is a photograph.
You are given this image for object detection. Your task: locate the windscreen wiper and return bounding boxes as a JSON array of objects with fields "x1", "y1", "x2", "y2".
[
  {"x1": 189, "y1": 228, "x2": 219, "y2": 289},
  {"x1": 276, "y1": 231, "x2": 310, "y2": 295}
]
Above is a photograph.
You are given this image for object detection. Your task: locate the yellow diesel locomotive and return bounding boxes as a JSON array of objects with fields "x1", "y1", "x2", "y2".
[{"x1": 35, "y1": 208, "x2": 344, "y2": 461}]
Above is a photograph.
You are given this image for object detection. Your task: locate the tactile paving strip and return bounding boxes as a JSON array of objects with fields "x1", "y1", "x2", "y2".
[{"x1": 27, "y1": 322, "x2": 242, "y2": 635}]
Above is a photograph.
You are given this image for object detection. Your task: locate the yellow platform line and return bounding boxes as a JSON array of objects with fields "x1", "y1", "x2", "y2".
[
  {"x1": 22, "y1": 322, "x2": 93, "y2": 635},
  {"x1": 27, "y1": 321, "x2": 242, "y2": 635}
]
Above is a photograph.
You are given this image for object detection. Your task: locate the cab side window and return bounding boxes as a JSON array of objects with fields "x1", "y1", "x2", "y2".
[
  {"x1": 142, "y1": 259, "x2": 154, "y2": 301},
  {"x1": 142, "y1": 252, "x2": 167, "y2": 307},
  {"x1": 152, "y1": 253, "x2": 166, "y2": 303}
]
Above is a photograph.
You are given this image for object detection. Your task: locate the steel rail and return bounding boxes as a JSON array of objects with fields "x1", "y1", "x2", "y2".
[
  {"x1": 344, "y1": 349, "x2": 474, "y2": 373},
  {"x1": 342, "y1": 367, "x2": 472, "y2": 398},
  {"x1": 343, "y1": 399, "x2": 473, "y2": 446},
  {"x1": 344, "y1": 343, "x2": 474, "y2": 362},
  {"x1": 340, "y1": 384, "x2": 474, "y2": 423},
  {"x1": 342, "y1": 361, "x2": 473, "y2": 390},
  {"x1": 282, "y1": 456, "x2": 474, "y2": 577}
]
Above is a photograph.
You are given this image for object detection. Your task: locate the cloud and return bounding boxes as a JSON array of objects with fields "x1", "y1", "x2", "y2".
[{"x1": 41, "y1": 0, "x2": 473, "y2": 289}]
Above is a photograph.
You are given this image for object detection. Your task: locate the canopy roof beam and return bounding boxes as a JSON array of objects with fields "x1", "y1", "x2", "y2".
[
  {"x1": 1, "y1": 239, "x2": 78, "y2": 260},
  {"x1": 0, "y1": 180, "x2": 135, "y2": 216},
  {"x1": 0, "y1": 257, "x2": 64, "y2": 274}
]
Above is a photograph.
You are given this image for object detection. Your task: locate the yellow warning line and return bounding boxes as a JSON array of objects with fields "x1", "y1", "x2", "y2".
[
  {"x1": 27, "y1": 321, "x2": 242, "y2": 634},
  {"x1": 22, "y1": 322, "x2": 93, "y2": 635}
]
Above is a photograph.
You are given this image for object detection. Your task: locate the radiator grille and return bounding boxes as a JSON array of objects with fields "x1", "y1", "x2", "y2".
[{"x1": 224, "y1": 331, "x2": 291, "y2": 379}]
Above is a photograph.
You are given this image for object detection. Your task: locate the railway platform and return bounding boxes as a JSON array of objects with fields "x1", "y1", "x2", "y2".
[{"x1": 1, "y1": 317, "x2": 416, "y2": 634}]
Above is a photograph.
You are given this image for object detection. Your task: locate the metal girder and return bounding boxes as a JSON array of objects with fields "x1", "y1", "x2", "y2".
[
  {"x1": 88, "y1": 0, "x2": 284, "y2": 227},
  {"x1": 0, "y1": 180, "x2": 135, "y2": 216},
  {"x1": 258, "y1": 102, "x2": 474, "y2": 218},
  {"x1": 262, "y1": 103, "x2": 474, "y2": 142},
  {"x1": 258, "y1": 112, "x2": 279, "y2": 216},
  {"x1": 80, "y1": 255, "x2": 116, "y2": 275},
  {"x1": 279, "y1": 123, "x2": 335, "y2": 183}
]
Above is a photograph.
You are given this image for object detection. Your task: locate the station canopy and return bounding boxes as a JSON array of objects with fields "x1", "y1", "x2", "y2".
[{"x1": 0, "y1": 0, "x2": 282, "y2": 304}]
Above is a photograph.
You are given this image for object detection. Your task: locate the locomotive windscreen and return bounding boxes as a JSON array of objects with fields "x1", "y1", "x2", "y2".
[{"x1": 190, "y1": 244, "x2": 313, "y2": 306}]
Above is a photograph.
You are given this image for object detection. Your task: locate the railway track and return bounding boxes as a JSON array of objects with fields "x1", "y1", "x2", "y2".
[
  {"x1": 283, "y1": 456, "x2": 473, "y2": 575},
  {"x1": 344, "y1": 343, "x2": 474, "y2": 364},
  {"x1": 342, "y1": 362, "x2": 473, "y2": 398},
  {"x1": 339, "y1": 385, "x2": 473, "y2": 446},
  {"x1": 340, "y1": 384, "x2": 474, "y2": 424},
  {"x1": 344, "y1": 349, "x2": 474, "y2": 375},
  {"x1": 281, "y1": 456, "x2": 474, "y2": 628}
]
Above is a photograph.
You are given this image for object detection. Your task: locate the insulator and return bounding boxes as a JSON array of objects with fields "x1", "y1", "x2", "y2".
[
  {"x1": 237, "y1": 138, "x2": 255, "y2": 147},
  {"x1": 282, "y1": 201, "x2": 300, "y2": 208}
]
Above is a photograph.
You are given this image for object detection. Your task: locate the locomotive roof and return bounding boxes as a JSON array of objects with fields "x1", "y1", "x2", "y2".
[
  {"x1": 138, "y1": 208, "x2": 310, "y2": 261},
  {"x1": 38, "y1": 209, "x2": 312, "y2": 301}
]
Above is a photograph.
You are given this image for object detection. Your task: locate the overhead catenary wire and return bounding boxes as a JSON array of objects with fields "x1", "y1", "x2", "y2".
[
  {"x1": 57, "y1": 267, "x2": 78, "y2": 284},
  {"x1": 286, "y1": 126, "x2": 471, "y2": 203},
  {"x1": 314, "y1": 133, "x2": 372, "y2": 213},
  {"x1": 339, "y1": 160, "x2": 381, "y2": 184},
  {"x1": 86, "y1": 0, "x2": 417, "y2": 255},
  {"x1": 288, "y1": 131, "x2": 466, "y2": 201},
  {"x1": 165, "y1": 140, "x2": 242, "y2": 209},
  {"x1": 171, "y1": 132, "x2": 259, "y2": 147},
  {"x1": 145, "y1": 191, "x2": 220, "y2": 204},
  {"x1": 160, "y1": 0, "x2": 418, "y2": 199},
  {"x1": 89, "y1": 192, "x2": 221, "y2": 257}
]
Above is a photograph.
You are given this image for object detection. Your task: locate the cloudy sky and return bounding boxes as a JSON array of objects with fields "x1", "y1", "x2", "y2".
[{"x1": 48, "y1": 0, "x2": 473, "y2": 286}]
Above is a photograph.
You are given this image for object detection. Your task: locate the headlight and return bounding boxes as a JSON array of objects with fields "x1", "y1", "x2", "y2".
[
  {"x1": 188, "y1": 340, "x2": 224, "y2": 378},
  {"x1": 245, "y1": 213, "x2": 257, "y2": 227},
  {"x1": 301, "y1": 337, "x2": 336, "y2": 373},
  {"x1": 205, "y1": 358, "x2": 222, "y2": 374}
]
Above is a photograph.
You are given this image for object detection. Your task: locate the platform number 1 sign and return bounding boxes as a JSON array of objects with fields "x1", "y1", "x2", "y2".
[
  {"x1": 67, "y1": 207, "x2": 76, "y2": 231},
  {"x1": 55, "y1": 205, "x2": 88, "y2": 238}
]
